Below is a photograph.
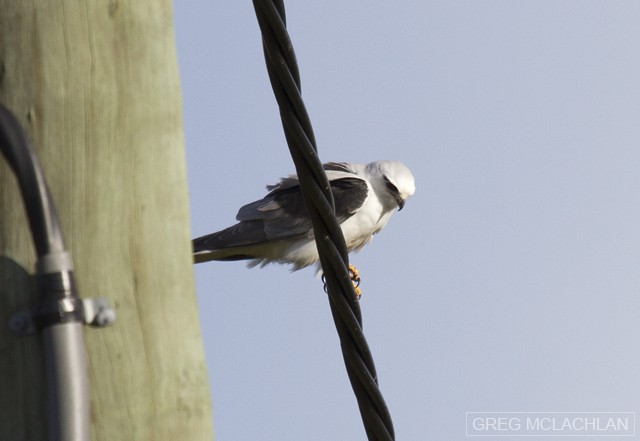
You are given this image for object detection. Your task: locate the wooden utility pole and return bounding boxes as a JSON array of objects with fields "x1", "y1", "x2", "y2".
[{"x1": 0, "y1": 2, "x2": 214, "y2": 440}]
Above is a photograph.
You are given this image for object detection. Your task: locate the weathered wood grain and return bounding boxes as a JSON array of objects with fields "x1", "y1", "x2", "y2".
[{"x1": 0, "y1": 2, "x2": 213, "y2": 439}]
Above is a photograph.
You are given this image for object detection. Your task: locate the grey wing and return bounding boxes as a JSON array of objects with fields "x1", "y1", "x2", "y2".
[
  {"x1": 323, "y1": 162, "x2": 357, "y2": 174},
  {"x1": 193, "y1": 175, "x2": 369, "y2": 252},
  {"x1": 237, "y1": 174, "x2": 369, "y2": 240}
]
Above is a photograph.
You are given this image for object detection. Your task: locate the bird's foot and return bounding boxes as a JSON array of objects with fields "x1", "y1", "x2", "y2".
[
  {"x1": 320, "y1": 264, "x2": 362, "y2": 299},
  {"x1": 348, "y1": 264, "x2": 362, "y2": 299}
]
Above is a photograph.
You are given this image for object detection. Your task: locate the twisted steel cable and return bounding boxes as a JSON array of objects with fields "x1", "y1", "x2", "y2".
[{"x1": 252, "y1": 2, "x2": 395, "y2": 439}]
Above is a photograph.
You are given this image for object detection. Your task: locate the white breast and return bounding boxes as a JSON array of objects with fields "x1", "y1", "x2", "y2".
[{"x1": 339, "y1": 191, "x2": 393, "y2": 252}]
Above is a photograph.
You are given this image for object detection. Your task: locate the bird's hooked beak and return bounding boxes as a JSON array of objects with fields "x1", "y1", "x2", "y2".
[{"x1": 384, "y1": 175, "x2": 408, "y2": 211}]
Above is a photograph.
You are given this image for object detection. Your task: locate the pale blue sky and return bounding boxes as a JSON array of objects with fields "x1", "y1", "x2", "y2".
[{"x1": 175, "y1": 2, "x2": 640, "y2": 440}]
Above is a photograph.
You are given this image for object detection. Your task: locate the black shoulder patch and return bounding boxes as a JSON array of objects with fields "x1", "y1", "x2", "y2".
[{"x1": 323, "y1": 162, "x2": 354, "y2": 174}]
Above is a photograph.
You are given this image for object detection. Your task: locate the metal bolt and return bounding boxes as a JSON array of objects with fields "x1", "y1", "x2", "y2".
[
  {"x1": 83, "y1": 297, "x2": 116, "y2": 327},
  {"x1": 94, "y1": 307, "x2": 116, "y2": 327},
  {"x1": 8, "y1": 312, "x2": 32, "y2": 335}
]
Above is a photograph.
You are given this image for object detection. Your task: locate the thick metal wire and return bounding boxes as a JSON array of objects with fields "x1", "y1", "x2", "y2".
[{"x1": 251, "y1": 2, "x2": 395, "y2": 439}]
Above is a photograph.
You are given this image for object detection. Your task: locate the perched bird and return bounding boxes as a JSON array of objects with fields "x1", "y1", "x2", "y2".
[{"x1": 192, "y1": 160, "x2": 415, "y2": 273}]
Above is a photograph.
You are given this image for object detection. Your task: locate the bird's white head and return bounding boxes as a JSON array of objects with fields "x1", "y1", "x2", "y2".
[{"x1": 366, "y1": 160, "x2": 416, "y2": 212}]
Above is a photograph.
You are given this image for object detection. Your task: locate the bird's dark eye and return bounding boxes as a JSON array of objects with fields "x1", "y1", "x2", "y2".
[{"x1": 385, "y1": 178, "x2": 398, "y2": 194}]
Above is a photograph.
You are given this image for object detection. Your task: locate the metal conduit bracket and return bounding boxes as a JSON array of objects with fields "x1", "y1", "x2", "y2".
[
  {"x1": 8, "y1": 297, "x2": 116, "y2": 337},
  {"x1": 1, "y1": 102, "x2": 97, "y2": 441}
]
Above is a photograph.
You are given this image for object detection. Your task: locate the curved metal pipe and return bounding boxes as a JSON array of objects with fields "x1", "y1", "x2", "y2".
[{"x1": 0, "y1": 104, "x2": 89, "y2": 441}]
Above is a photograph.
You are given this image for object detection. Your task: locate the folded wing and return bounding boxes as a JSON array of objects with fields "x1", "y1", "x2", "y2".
[{"x1": 193, "y1": 164, "x2": 369, "y2": 260}]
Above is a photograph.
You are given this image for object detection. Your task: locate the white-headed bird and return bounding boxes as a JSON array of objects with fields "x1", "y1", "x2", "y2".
[{"x1": 193, "y1": 160, "x2": 415, "y2": 274}]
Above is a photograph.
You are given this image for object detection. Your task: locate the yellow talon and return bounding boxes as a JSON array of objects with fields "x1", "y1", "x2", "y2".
[
  {"x1": 348, "y1": 264, "x2": 362, "y2": 298},
  {"x1": 348, "y1": 264, "x2": 360, "y2": 284},
  {"x1": 321, "y1": 264, "x2": 363, "y2": 299}
]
